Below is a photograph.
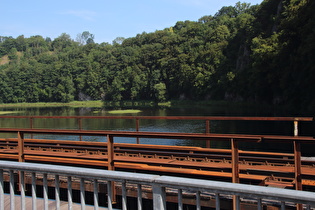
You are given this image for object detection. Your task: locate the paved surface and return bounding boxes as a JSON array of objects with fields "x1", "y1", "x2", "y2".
[{"x1": 4, "y1": 194, "x2": 111, "y2": 210}]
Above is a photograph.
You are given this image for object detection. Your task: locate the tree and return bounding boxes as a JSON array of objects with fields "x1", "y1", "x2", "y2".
[
  {"x1": 154, "y1": 82, "x2": 167, "y2": 102},
  {"x1": 76, "y1": 31, "x2": 95, "y2": 45}
]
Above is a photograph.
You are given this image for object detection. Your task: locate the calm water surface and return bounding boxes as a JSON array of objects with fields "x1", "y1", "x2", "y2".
[{"x1": 0, "y1": 104, "x2": 313, "y2": 155}]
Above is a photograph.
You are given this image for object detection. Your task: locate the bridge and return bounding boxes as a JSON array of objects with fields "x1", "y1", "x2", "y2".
[{"x1": 0, "y1": 115, "x2": 313, "y2": 209}]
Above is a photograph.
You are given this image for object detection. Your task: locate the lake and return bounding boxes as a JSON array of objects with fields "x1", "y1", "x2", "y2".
[{"x1": 0, "y1": 103, "x2": 313, "y2": 155}]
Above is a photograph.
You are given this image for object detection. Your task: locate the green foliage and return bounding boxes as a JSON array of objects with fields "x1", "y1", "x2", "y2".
[{"x1": 0, "y1": 0, "x2": 314, "y2": 112}]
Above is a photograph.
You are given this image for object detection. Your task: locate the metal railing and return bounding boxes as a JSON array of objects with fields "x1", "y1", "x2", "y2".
[
  {"x1": 0, "y1": 115, "x2": 312, "y2": 137},
  {"x1": 0, "y1": 127, "x2": 314, "y2": 199},
  {"x1": 0, "y1": 161, "x2": 314, "y2": 210}
]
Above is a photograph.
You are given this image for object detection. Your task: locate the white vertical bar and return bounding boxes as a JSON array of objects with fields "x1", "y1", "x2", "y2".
[
  {"x1": 294, "y1": 121, "x2": 298, "y2": 136},
  {"x1": 67, "y1": 176, "x2": 72, "y2": 210},
  {"x1": 107, "y1": 181, "x2": 113, "y2": 210},
  {"x1": 215, "y1": 193, "x2": 220, "y2": 210},
  {"x1": 122, "y1": 181, "x2": 127, "y2": 210},
  {"x1": 55, "y1": 175, "x2": 60, "y2": 210},
  {"x1": 32, "y1": 172, "x2": 37, "y2": 210},
  {"x1": 9, "y1": 170, "x2": 15, "y2": 210},
  {"x1": 178, "y1": 189, "x2": 183, "y2": 210},
  {"x1": 257, "y1": 198, "x2": 262, "y2": 210},
  {"x1": 196, "y1": 191, "x2": 201, "y2": 210},
  {"x1": 80, "y1": 178, "x2": 86, "y2": 210},
  {"x1": 0, "y1": 169, "x2": 3, "y2": 210},
  {"x1": 137, "y1": 184, "x2": 142, "y2": 210},
  {"x1": 20, "y1": 171, "x2": 25, "y2": 210},
  {"x1": 152, "y1": 184, "x2": 166, "y2": 210},
  {"x1": 43, "y1": 173, "x2": 48, "y2": 210},
  {"x1": 93, "y1": 179, "x2": 99, "y2": 210}
]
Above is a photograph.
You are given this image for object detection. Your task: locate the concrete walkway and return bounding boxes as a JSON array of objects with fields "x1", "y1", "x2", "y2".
[{"x1": 4, "y1": 194, "x2": 112, "y2": 210}]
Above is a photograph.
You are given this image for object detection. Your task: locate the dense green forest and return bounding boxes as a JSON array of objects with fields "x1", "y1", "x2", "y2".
[{"x1": 0, "y1": 0, "x2": 314, "y2": 112}]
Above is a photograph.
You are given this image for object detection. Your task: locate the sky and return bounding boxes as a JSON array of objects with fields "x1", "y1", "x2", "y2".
[{"x1": 1, "y1": 0, "x2": 264, "y2": 44}]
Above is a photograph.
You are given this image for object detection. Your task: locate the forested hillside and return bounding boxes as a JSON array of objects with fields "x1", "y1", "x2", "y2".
[{"x1": 0, "y1": 0, "x2": 314, "y2": 111}]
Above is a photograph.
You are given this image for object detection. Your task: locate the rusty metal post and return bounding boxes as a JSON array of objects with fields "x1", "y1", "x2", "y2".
[
  {"x1": 107, "y1": 134, "x2": 116, "y2": 203},
  {"x1": 17, "y1": 132, "x2": 24, "y2": 162},
  {"x1": 231, "y1": 138, "x2": 239, "y2": 183},
  {"x1": 231, "y1": 138, "x2": 240, "y2": 209},
  {"x1": 107, "y1": 135, "x2": 114, "y2": 171},
  {"x1": 294, "y1": 141, "x2": 303, "y2": 210},
  {"x1": 294, "y1": 121, "x2": 298, "y2": 137},
  {"x1": 136, "y1": 118, "x2": 140, "y2": 144},
  {"x1": 17, "y1": 131, "x2": 25, "y2": 193},
  {"x1": 30, "y1": 117, "x2": 33, "y2": 139},
  {"x1": 205, "y1": 120, "x2": 211, "y2": 148},
  {"x1": 78, "y1": 118, "x2": 83, "y2": 141}
]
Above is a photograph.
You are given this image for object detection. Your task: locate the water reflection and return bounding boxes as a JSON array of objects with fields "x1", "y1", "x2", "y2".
[{"x1": 0, "y1": 105, "x2": 313, "y2": 155}]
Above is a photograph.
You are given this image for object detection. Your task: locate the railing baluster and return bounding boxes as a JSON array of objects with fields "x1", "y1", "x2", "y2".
[
  {"x1": 55, "y1": 175, "x2": 60, "y2": 210},
  {"x1": 235, "y1": 195, "x2": 240, "y2": 210},
  {"x1": 122, "y1": 180, "x2": 127, "y2": 210},
  {"x1": 93, "y1": 179, "x2": 99, "y2": 210},
  {"x1": 32, "y1": 172, "x2": 37, "y2": 210},
  {"x1": 9, "y1": 170, "x2": 15, "y2": 210},
  {"x1": 0, "y1": 169, "x2": 3, "y2": 210},
  {"x1": 281, "y1": 201, "x2": 285, "y2": 210},
  {"x1": 257, "y1": 198, "x2": 262, "y2": 210},
  {"x1": 152, "y1": 184, "x2": 166, "y2": 210},
  {"x1": 43, "y1": 173, "x2": 48, "y2": 210},
  {"x1": 80, "y1": 178, "x2": 86, "y2": 210},
  {"x1": 107, "y1": 181, "x2": 113, "y2": 210},
  {"x1": 178, "y1": 189, "x2": 183, "y2": 210},
  {"x1": 67, "y1": 176, "x2": 72, "y2": 210},
  {"x1": 137, "y1": 184, "x2": 142, "y2": 210},
  {"x1": 196, "y1": 191, "x2": 201, "y2": 210},
  {"x1": 215, "y1": 193, "x2": 220, "y2": 210},
  {"x1": 20, "y1": 171, "x2": 25, "y2": 210}
]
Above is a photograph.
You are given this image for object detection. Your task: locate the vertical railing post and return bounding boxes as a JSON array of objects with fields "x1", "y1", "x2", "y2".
[
  {"x1": 136, "y1": 118, "x2": 140, "y2": 144},
  {"x1": 0, "y1": 169, "x2": 4, "y2": 210},
  {"x1": 294, "y1": 120, "x2": 299, "y2": 137},
  {"x1": 43, "y1": 173, "x2": 48, "y2": 210},
  {"x1": 32, "y1": 172, "x2": 37, "y2": 210},
  {"x1": 122, "y1": 181, "x2": 127, "y2": 210},
  {"x1": 18, "y1": 131, "x2": 25, "y2": 194},
  {"x1": 152, "y1": 184, "x2": 166, "y2": 210},
  {"x1": 107, "y1": 135, "x2": 116, "y2": 203},
  {"x1": 78, "y1": 118, "x2": 82, "y2": 141},
  {"x1": 18, "y1": 132, "x2": 25, "y2": 163},
  {"x1": 231, "y1": 138, "x2": 239, "y2": 183},
  {"x1": 30, "y1": 117, "x2": 34, "y2": 139},
  {"x1": 294, "y1": 140, "x2": 303, "y2": 210},
  {"x1": 55, "y1": 175, "x2": 60, "y2": 210},
  {"x1": 231, "y1": 138, "x2": 240, "y2": 210},
  {"x1": 205, "y1": 120, "x2": 211, "y2": 148},
  {"x1": 9, "y1": 170, "x2": 15, "y2": 210},
  {"x1": 20, "y1": 171, "x2": 25, "y2": 210},
  {"x1": 178, "y1": 189, "x2": 183, "y2": 210},
  {"x1": 107, "y1": 135, "x2": 114, "y2": 171},
  {"x1": 137, "y1": 184, "x2": 142, "y2": 210},
  {"x1": 93, "y1": 179, "x2": 99, "y2": 210},
  {"x1": 67, "y1": 176, "x2": 73, "y2": 210}
]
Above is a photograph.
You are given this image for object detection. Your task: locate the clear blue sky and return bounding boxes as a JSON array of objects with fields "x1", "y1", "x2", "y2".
[{"x1": 1, "y1": 0, "x2": 263, "y2": 44}]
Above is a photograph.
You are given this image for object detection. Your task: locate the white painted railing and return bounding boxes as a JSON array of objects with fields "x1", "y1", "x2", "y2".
[{"x1": 0, "y1": 161, "x2": 314, "y2": 210}]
